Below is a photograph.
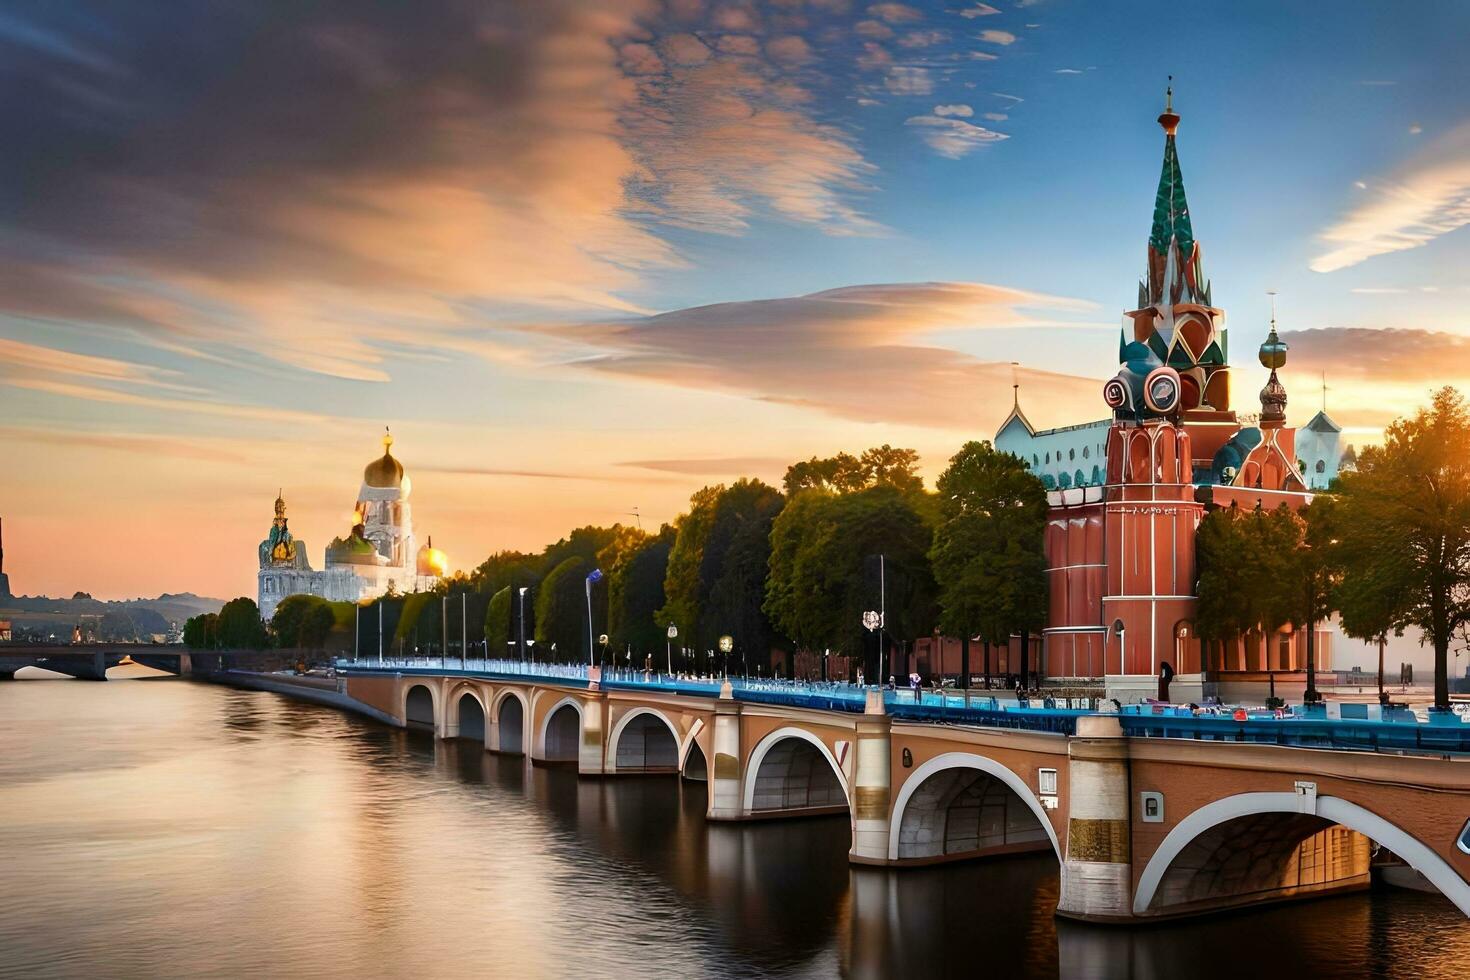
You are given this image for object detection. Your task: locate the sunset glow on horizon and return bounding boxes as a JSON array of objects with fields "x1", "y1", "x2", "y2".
[{"x1": 5, "y1": 0, "x2": 1470, "y2": 599}]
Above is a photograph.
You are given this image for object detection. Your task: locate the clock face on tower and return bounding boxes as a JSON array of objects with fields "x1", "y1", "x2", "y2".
[{"x1": 1144, "y1": 367, "x2": 1182, "y2": 415}]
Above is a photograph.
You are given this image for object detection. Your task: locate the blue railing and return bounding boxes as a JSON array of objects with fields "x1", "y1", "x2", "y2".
[{"x1": 331, "y1": 657, "x2": 1469, "y2": 751}]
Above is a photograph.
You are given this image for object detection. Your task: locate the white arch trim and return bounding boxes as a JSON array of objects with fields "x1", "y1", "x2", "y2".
[
  {"x1": 887, "y1": 751, "x2": 1061, "y2": 862},
  {"x1": 490, "y1": 685, "x2": 530, "y2": 717},
  {"x1": 1132, "y1": 791, "x2": 1470, "y2": 917},
  {"x1": 534, "y1": 695, "x2": 585, "y2": 758},
  {"x1": 608, "y1": 707, "x2": 681, "y2": 768},
  {"x1": 679, "y1": 718, "x2": 708, "y2": 771},
  {"x1": 741, "y1": 726, "x2": 850, "y2": 814},
  {"x1": 446, "y1": 683, "x2": 487, "y2": 729}
]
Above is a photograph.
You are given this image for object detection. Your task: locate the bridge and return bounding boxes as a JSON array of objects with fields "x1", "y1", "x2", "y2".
[
  {"x1": 325, "y1": 657, "x2": 1470, "y2": 924},
  {"x1": 0, "y1": 644, "x2": 195, "y2": 680}
]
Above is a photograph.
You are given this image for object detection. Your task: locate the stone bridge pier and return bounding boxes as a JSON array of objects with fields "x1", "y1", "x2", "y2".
[{"x1": 341, "y1": 668, "x2": 1470, "y2": 923}]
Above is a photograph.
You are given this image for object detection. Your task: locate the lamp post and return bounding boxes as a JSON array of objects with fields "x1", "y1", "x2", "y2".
[
  {"x1": 527, "y1": 638, "x2": 536, "y2": 666},
  {"x1": 517, "y1": 587, "x2": 528, "y2": 662},
  {"x1": 862, "y1": 610, "x2": 883, "y2": 686},
  {"x1": 718, "y1": 634, "x2": 733, "y2": 679},
  {"x1": 461, "y1": 592, "x2": 467, "y2": 671},
  {"x1": 584, "y1": 569, "x2": 603, "y2": 667},
  {"x1": 666, "y1": 624, "x2": 677, "y2": 675}
]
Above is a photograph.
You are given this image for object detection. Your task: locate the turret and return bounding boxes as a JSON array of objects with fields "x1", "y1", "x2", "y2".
[{"x1": 1258, "y1": 295, "x2": 1289, "y2": 427}]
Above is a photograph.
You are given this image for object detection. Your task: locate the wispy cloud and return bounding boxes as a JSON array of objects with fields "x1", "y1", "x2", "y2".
[
  {"x1": 957, "y1": 4, "x2": 1001, "y2": 17},
  {"x1": 933, "y1": 104, "x2": 973, "y2": 117},
  {"x1": 977, "y1": 29, "x2": 1017, "y2": 45},
  {"x1": 867, "y1": 3, "x2": 924, "y2": 24},
  {"x1": 884, "y1": 66, "x2": 934, "y2": 95},
  {"x1": 618, "y1": 457, "x2": 790, "y2": 476},
  {"x1": 905, "y1": 114, "x2": 1007, "y2": 157},
  {"x1": 1310, "y1": 121, "x2": 1470, "y2": 272}
]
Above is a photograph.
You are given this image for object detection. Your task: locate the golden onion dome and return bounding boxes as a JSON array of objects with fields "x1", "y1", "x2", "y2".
[{"x1": 364, "y1": 429, "x2": 404, "y2": 489}]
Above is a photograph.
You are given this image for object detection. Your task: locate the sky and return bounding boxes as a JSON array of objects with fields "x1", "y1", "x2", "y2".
[{"x1": 4, "y1": 0, "x2": 1470, "y2": 600}]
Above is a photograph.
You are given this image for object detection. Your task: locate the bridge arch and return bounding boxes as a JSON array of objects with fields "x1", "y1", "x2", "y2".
[
  {"x1": 742, "y1": 727, "x2": 849, "y2": 815},
  {"x1": 449, "y1": 686, "x2": 487, "y2": 743},
  {"x1": 1132, "y1": 791, "x2": 1470, "y2": 917},
  {"x1": 608, "y1": 707, "x2": 680, "y2": 772},
  {"x1": 887, "y1": 751, "x2": 1060, "y2": 863},
  {"x1": 492, "y1": 688, "x2": 529, "y2": 755},
  {"x1": 403, "y1": 683, "x2": 438, "y2": 734},
  {"x1": 536, "y1": 695, "x2": 584, "y2": 764}
]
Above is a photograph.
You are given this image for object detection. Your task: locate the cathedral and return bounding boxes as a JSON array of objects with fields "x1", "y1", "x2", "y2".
[
  {"x1": 994, "y1": 89, "x2": 1351, "y2": 702},
  {"x1": 257, "y1": 431, "x2": 445, "y2": 621}
]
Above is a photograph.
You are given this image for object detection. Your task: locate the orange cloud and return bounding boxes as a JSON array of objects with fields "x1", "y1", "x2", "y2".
[{"x1": 536, "y1": 281, "x2": 1102, "y2": 430}]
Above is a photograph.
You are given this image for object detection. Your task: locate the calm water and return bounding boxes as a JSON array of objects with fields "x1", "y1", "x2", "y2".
[{"x1": 1, "y1": 669, "x2": 1466, "y2": 980}]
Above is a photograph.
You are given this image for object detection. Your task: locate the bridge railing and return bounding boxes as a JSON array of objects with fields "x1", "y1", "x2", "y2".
[{"x1": 330, "y1": 657, "x2": 1469, "y2": 750}]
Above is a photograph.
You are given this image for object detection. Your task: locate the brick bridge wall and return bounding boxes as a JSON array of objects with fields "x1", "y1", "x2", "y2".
[{"x1": 338, "y1": 670, "x2": 1470, "y2": 923}]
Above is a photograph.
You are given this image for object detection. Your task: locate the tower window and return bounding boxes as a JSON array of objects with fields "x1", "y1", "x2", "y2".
[
  {"x1": 1083, "y1": 446, "x2": 1089, "y2": 459},
  {"x1": 1045, "y1": 452, "x2": 1051, "y2": 464},
  {"x1": 1315, "y1": 459, "x2": 1325, "y2": 473},
  {"x1": 1069, "y1": 448, "x2": 1075, "y2": 461}
]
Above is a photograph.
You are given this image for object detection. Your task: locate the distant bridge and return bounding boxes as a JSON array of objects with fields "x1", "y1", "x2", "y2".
[
  {"x1": 0, "y1": 644, "x2": 194, "y2": 680},
  {"x1": 326, "y1": 657, "x2": 1470, "y2": 924}
]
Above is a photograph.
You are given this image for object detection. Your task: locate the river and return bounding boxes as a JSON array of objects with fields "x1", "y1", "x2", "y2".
[{"x1": 0, "y1": 668, "x2": 1465, "y2": 979}]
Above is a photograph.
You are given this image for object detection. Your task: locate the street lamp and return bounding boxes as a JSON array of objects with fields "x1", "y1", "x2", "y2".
[
  {"x1": 718, "y1": 634, "x2": 733, "y2": 679},
  {"x1": 667, "y1": 624, "x2": 678, "y2": 675},
  {"x1": 862, "y1": 609, "x2": 884, "y2": 686},
  {"x1": 584, "y1": 568, "x2": 603, "y2": 667},
  {"x1": 517, "y1": 587, "x2": 528, "y2": 661}
]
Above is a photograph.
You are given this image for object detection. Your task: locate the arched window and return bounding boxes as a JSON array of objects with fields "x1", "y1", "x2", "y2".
[
  {"x1": 1069, "y1": 448, "x2": 1075, "y2": 461},
  {"x1": 1045, "y1": 451, "x2": 1051, "y2": 464},
  {"x1": 1315, "y1": 459, "x2": 1326, "y2": 473},
  {"x1": 1083, "y1": 446, "x2": 1090, "y2": 459},
  {"x1": 1033, "y1": 453, "x2": 1039, "y2": 465}
]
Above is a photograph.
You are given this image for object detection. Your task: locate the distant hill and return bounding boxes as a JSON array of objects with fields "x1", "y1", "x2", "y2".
[{"x1": 0, "y1": 592, "x2": 226, "y2": 641}]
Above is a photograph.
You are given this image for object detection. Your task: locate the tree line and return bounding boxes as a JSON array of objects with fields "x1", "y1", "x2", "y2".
[
  {"x1": 187, "y1": 441, "x2": 1050, "y2": 685},
  {"x1": 186, "y1": 387, "x2": 1468, "y2": 708}
]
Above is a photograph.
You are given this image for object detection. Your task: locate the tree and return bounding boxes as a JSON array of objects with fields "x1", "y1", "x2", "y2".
[
  {"x1": 1195, "y1": 505, "x2": 1255, "y2": 671},
  {"x1": 183, "y1": 612, "x2": 218, "y2": 649},
  {"x1": 1282, "y1": 496, "x2": 1343, "y2": 702},
  {"x1": 271, "y1": 594, "x2": 335, "y2": 649},
  {"x1": 535, "y1": 556, "x2": 602, "y2": 664},
  {"x1": 610, "y1": 527, "x2": 675, "y2": 657},
  {"x1": 700, "y1": 480, "x2": 786, "y2": 674},
  {"x1": 215, "y1": 597, "x2": 268, "y2": 649},
  {"x1": 485, "y1": 587, "x2": 512, "y2": 653},
  {"x1": 930, "y1": 441, "x2": 1048, "y2": 687},
  {"x1": 659, "y1": 486, "x2": 723, "y2": 639},
  {"x1": 1335, "y1": 387, "x2": 1470, "y2": 710},
  {"x1": 765, "y1": 484, "x2": 935, "y2": 679},
  {"x1": 782, "y1": 445, "x2": 924, "y2": 496}
]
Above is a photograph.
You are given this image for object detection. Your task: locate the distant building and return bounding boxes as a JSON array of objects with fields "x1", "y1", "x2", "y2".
[
  {"x1": 0, "y1": 516, "x2": 11, "y2": 599},
  {"x1": 257, "y1": 431, "x2": 445, "y2": 621},
  {"x1": 0, "y1": 620, "x2": 11, "y2": 642}
]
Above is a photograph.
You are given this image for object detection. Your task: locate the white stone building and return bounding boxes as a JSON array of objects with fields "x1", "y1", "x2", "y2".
[{"x1": 257, "y1": 432, "x2": 444, "y2": 621}]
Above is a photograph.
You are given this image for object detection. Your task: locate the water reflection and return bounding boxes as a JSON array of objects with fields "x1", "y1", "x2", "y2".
[{"x1": 0, "y1": 676, "x2": 1464, "y2": 980}]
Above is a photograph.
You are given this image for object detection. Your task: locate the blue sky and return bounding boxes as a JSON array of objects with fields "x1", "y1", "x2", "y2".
[{"x1": 3, "y1": 0, "x2": 1470, "y2": 597}]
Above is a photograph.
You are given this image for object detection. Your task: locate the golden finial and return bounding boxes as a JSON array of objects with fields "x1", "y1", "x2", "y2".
[
  {"x1": 383, "y1": 425, "x2": 393, "y2": 452},
  {"x1": 1158, "y1": 75, "x2": 1180, "y2": 135}
]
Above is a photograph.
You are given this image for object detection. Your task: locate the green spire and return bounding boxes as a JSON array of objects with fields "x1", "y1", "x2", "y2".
[{"x1": 1148, "y1": 132, "x2": 1193, "y2": 256}]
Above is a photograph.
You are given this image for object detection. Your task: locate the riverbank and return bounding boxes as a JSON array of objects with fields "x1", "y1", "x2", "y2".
[{"x1": 197, "y1": 669, "x2": 401, "y2": 727}]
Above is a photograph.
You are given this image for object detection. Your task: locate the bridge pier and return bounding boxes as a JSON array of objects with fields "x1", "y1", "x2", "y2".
[
  {"x1": 707, "y1": 683, "x2": 745, "y2": 820},
  {"x1": 849, "y1": 690, "x2": 893, "y2": 864},
  {"x1": 1056, "y1": 715, "x2": 1134, "y2": 921}
]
